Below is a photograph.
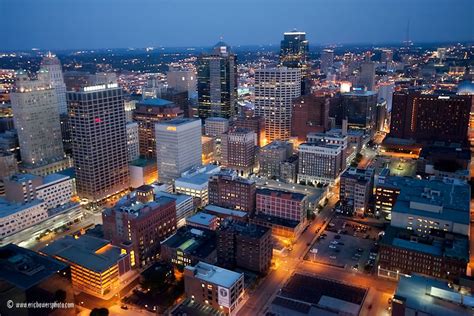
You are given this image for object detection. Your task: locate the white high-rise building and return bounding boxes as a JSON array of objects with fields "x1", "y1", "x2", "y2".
[
  {"x1": 155, "y1": 118, "x2": 202, "y2": 183},
  {"x1": 254, "y1": 67, "x2": 301, "y2": 142},
  {"x1": 40, "y1": 52, "x2": 68, "y2": 115},
  {"x1": 10, "y1": 70, "x2": 66, "y2": 175},
  {"x1": 204, "y1": 117, "x2": 229, "y2": 140},
  {"x1": 320, "y1": 49, "x2": 334, "y2": 74},
  {"x1": 359, "y1": 62, "x2": 376, "y2": 91},
  {"x1": 126, "y1": 122, "x2": 140, "y2": 162},
  {"x1": 167, "y1": 67, "x2": 197, "y2": 97}
]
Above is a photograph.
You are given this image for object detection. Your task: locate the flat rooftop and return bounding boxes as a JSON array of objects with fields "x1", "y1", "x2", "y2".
[
  {"x1": 154, "y1": 191, "x2": 192, "y2": 205},
  {"x1": 137, "y1": 98, "x2": 174, "y2": 107},
  {"x1": 204, "y1": 204, "x2": 248, "y2": 218},
  {"x1": 219, "y1": 219, "x2": 270, "y2": 239},
  {"x1": 40, "y1": 235, "x2": 124, "y2": 273},
  {"x1": 158, "y1": 118, "x2": 198, "y2": 126},
  {"x1": 185, "y1": 261, "x2": 243, "y2": 288},
  {"x1": 161, "y1": 226, "x2": 216, "y2": 259},
  {"x1": 395, "y1": 274, "x2": 474, "y2": 315},
  {"x1": 0, "y1": 198, "x2": 44, "y2": 218},
  {"x1": 186, "y1": 212, "x2": 217, "y2": 227},
  {"x1": 257, "y1": 188, "x2": 306, "y2": 202},
  {"x1": 0, "y1": 244, "x2": 67, "y2": 290}
]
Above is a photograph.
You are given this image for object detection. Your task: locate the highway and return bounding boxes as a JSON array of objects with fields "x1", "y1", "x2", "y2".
[{"x1": 237, "y1": 185, "x2": 396, "y2": 316}]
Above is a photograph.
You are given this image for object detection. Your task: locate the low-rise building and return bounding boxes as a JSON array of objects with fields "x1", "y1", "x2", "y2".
[
  {"x1": 256, "y1": 188, "x2": 308, "y2": 224},
  {"x1": 378, "y1": 226, "x2": 469, "y2": 280},
  {"x1": 339, "y1": 167, "x2": 374, "y2": 215},
  {"x1": 279, "y1": 154, "x2": 298, "y2": 183},
  {"x1": 217, "y1": 220, "x2": 272, "y2": 274},
  {"x1": 161, "y1": 226, "x2": 217, "y2": 269},
  {"x1": 184, "y1": 261, "x2": 245, "y2": 315},
  {"x1": 0, "y1": 199, "x2": 47, "y2": 239},
  {"x1": 204, "y1": 204, "x2": 249, "y2": 223},
  {"x1": 259, "y1": 141, "x2": 293, "y2": 179},
  {"x1": 208, "y1": 169, "x2": 256, "y2": 213},
  {"x1": 187, "y1": 212, "x2": 219, "y2": 230},
  {"x1": 204, "y1": 117, "x2": 229, "y2": 141},
  {"x1": 40, "y1": 235, "x2": 132, "y2": 298},
  {"x1": 103, "y1": 187, "x2": 177, "y2": 267},
  {"x1": 155, "y1": 190, "x2": 194, "y2": 228},
  {"x1": 175, "y1": 164, "x2": 221, "y2": 207}
]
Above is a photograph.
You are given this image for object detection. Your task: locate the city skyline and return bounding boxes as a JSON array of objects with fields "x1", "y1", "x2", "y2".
[{"x1": 0, "y1": 0, "x2": 472, "y2": 50}]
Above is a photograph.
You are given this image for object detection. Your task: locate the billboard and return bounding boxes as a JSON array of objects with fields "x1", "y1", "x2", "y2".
[{"x1": 218, "y1": 286, "x2": 230, "y2": 307}]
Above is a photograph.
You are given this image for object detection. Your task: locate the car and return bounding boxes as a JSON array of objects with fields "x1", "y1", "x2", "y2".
[
  {"x1": 354, "y1": 253, "x2": 361, "y2": 258},
  {"x1": 329, "y1": 255, "x2": 337, "y2": 259},
  {"x1": 321, "y1": 233, "x2": 327, "y2": 237},
  {"x1": 329, "y1": 245, "x2": 337, "y2": 249},
  {"x1": 328, "y1": 223, "x2": 335, "y2": 227},
  {"x1": 121, "y1": 305, "x2": 128, "y2": 310},
  {"x1": 331, "y1": 240, "x2": 338, "y2": 244},
  {"x1": 334, "y1": 235, "x2": 341, "y2": 239},
  {"x1": 352, "y1": 264, "x2": 359, "y2": 270}
]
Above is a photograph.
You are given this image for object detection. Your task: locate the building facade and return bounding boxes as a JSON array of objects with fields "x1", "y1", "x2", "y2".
[
  {"x1": 298, "y1": 142, "x2": 342, "y2": 185},
  {"x1": 208, "y1": 169, "x2": 256, "y2": 212},
  {"x1": 259, "y1": 141, "x2": 293, "y2": 179},
  {"x1": 126, "y1": 122, "x2": 140, "y2": 162},
  {"x1": 221, "y1": 128, "x2": 257, "y2": 176},
  {"x1": 291, "y1": 94, "x2": 330, "y2": 143}
]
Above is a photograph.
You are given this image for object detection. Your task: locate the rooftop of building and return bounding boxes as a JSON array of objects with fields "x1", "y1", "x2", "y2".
[
  {"x1": 129, "y1": 158, "x2": 155, "y2": 168},
  {"x1": 56, "y1": 167, "x2": 75, "y2": 179},
  {"x1": 380, "y1": 226, "x2": 469, "y2": 261},
  {"x1": 210, "y1": 169, "x2": 256, "y2": 185},
  {"x1": 137, "y1": 98, "x2": 174, "y2": 107},
  {"x1": 161, "y1": 226, "x2": 216, "y2": 259},
  {"x1": 341, "y1": 167, "x2": 374, "y2": 182},
  {"x1": 0, "y1": 198, "x2": 44, "y2": 218},
  {"x1": 390, "y1": 177, "x2": 470, "y2": 225},
  {"x1": 204, "y1": 204, "x2": 248, "y2": 219},
  {"x1": 205, "y1": 117, "x2": 229, "y2": 122},
  {"x1": 219, "y1": 219, "x2": 270, "y2": 239},
  {"x1": 262, "y1": 141, "x2": 292, "y2": 150},
  {"x1": 0, "y1": 244, "x2": 67, "y2": 290},
  {"x1": 253, "y1": 213, "x2": 301, "y2": 229},
  {"x1": 175, "y1": 165, "x2": 221, "y2": 187},
  {"x1": 299, "y1": 142, "x2": 342, "y2": 150},
  {"x1": 7, "y1": 173, "x2": 40, "y2": 183},
  {"x1": 40, "y1": 235, "x2": 124, "y2": 273},
  {"x1": 42, "y1": 173, "x2": 70, "y2": 185},
  {"x1": 342, "y1": 89, "x2": 377, "y2": 97},
  {"x1": 186, "y1": 212, "x2": 217, "y2": 227},
  {"x1": 158, "y1": 118, "x2": 198, "y2": 126},
  {"x1": 185, "y1": 261, "x2": 243, "y2": 288},
  {"x1": 154, "y1": 191, "x2": 192, "y2": 205},
  {"x1": 257, "y1": 188, "x2": 306, "y2": 202},
  {"x1": 109, "y1": 195, "x2": 176, "y2": 219},
  {"x1": 394, "y1": 274, "x2": 474, "y2": 315}
]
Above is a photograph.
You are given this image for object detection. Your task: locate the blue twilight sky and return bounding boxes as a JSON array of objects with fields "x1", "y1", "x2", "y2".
[{"x1": 0, "y1": 0, "x2": 473, "y2": 50}]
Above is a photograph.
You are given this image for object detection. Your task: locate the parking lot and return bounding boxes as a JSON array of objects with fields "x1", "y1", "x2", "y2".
[{"x1": 307, "y1": 217, "x2": 381, "y2": 273}]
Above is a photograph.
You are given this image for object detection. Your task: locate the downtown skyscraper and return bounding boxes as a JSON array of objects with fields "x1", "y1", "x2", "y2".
[
  {"x1": 197, "y1": 42, "x2": 238, "y2": 120},
  {"x1": 40, "y1": 52, "x2": 68, "y2": 115},
  {"x1": 280, "y1": 31, "x2": 309, "y2": 68},
  {"x1": 254, "y1": 67, "x2": 301, "y2": 142},
  {"x1": 67, "y1": 83, "x2": 130, "y2": 202},
  {"x1": 10, "y1": 70, "x2": 67, "y2": 175}
]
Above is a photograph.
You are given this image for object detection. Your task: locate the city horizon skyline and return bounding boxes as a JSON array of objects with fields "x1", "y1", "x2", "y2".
[{"x1": 1, "y1": 0, "x2": 472, "y2": 51}]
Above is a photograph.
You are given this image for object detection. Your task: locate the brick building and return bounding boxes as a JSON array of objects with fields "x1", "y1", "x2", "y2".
[{"x1": 208, "y1": 169, "x2": 256, "y2": 212}]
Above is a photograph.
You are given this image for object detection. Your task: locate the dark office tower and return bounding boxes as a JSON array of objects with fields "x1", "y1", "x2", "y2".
[
  {"x1": 132, "y1": 99, "x2": 183, "y2": 159},
  {"x1": 68, "y1": 83, "x2": 130, "y2": 202},
  {"x1": 341, "y1": 90, "x2": 377, "y2": 133},
  {"x1": 291, "y1": 94, "x2": 330, "y2": 143},
  {"x1": 390, "y1": 91, "x2": 472, "y2": 144},
  {"x1": 197, "y1": 42, "x2": 238, "y2": 120},
  {"x1": 320, "y1": 49, "x2": 334, "y2": 74},
  {"x1": 280, "y1": 31, "x2": 309, "y2": 68},
  {"x1": 280, "y1": 30, "x2": 310, "y2": 94}
]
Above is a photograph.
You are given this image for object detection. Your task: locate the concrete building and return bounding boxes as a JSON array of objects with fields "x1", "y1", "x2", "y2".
[
  {"x1": 0, "y1": 244, "x2": 74, "y2": 316},
  {"x1": 184, "y1": 261, "x2": 245, "y2": 315},
  {"x1": 167, "y1": 67, "x2": 197, "y2": 97},
  {"x1": 126, "y1": 122, "x2": 140, "y2": 162},
  {"x1": 217, "y1": 219, "x2": 272, "y2": 274},
  {"x1": 155, "y1": 118, "x2": 202, "y2": 183},
  {"x1": 103, "y1": 188, "x2": 177, "y2": 267},
  {"x1": 339, "y1": 167, "x2": 374, "y2": 215},
  {"x1": 161, "y1": 226, "x2": 217, "y2": 269},
  {"x1": 320, "y1": 49, "x2": 334, "y2": 74},
  {"x1": 40, "y1": 52, "x2": 68, "y2": 115},
  {"x1": 205, "y1": 117, "x2": 229, "y2": 140},
  {"x1": 259, "y1": 141, "x2": 293, "y2": 179},
  {"x1": 254, "y1": 67, "x2": 301, "y2": 142},
  {"x1": 40, "y1": 235, "x2": 132, "y2": 298},
  {"x1": 175, "y1": 164, "x2": 221, "y2": 207},
  {"x1": 279, "y1": 154, "x2": 299, "y2": 183},
  {"x1": 133, "y1": 98, "x2": 184, "y2": 159},
  {"x1": 187, "y1": 212, "x2": 219, "y2": 231},
  {"x1": 0, "y1": 199, "x2": 47, "y2": 239},
  {"x1": 197, "y1": 42, "x2": 238, "y2": 120},
  {"x1": 291, "y1": 94, "x2": 330, "y2": 143},
  {"x1": 233, "y1": 115, "x2": 266, "y2": 147},
  {"x1": 68, "y1": 83, "x2": 130, "y2": 202},
  {"x1": 221, "y1": 128, "x2": 257, "y2": 176},
  {"x1": 155, "y1": 190, "x2": 194, "y2": 228},
  {"x1": 208, "y1": 169, "x2": 256, "y2": 212},
  {"x1": 204, "y1": 204, "x2": 249, "y2": 223},
  {"x1": 202, "y1": 136, "x2": 215, "y2": 165},
  {"x1": 10, "y1": 70, "x2": 67, "y2": 175},
  {"x1": 307, "y1": 129, "x2": 349, "y2": 170},
  {"x1": 129, "y1": 158, "x2": 158, "y2": 188},
  {"x1": 358, "y1": 61, "x2": 376, "y2": 91},
  {"x1": 297, "y1": 142, "x2": 342, "y2": 185}
]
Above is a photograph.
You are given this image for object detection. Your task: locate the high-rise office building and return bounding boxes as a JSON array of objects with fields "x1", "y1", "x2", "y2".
[
  {"x1": 358, "y1": 62, "x2": 376, "y2": 91},
  {"x1": 204, "y1": 117, "x2": 229, "y2": 140},
  {"x1": 291, "y1": 94, "x2": 330, "y2": 143},
  {"x1": 197, "y1": 42, "x2": 237, "y2": 120},
  {"x1": 155, "y1": 118, "x2": 202, "y2": 183},
  {"x1": 40, "y1": 52, "x2": 68, "y2": 115},
  {"x1": 280, "y1": 31, "x2": 309, "y2": 68},
  {"x1": 126, "y1": 122, "x2": 140, "y2": 162},
  {"x1": 68, "y1": 83, "x2": 130, "y2": 202},
  {"x1": 390, "y1": 91, "x2": 472, "y2": 144},
  {"x1": 132, "y1": 98, "x2": 184, "y2": 159},
  {"x1": 221, "y1": 128, "x2": 257, "y2": 176},
  {"x1": 341, "y1": 90, "x2": 377, "y2": 132},
  {"x1": 320, "y1": 49, "x2": 334, "y2": 74},
  {"x1": 255, "y1": 67, "x2": 301, "y2": 142},
  {"x1": 166, "y1": 67, "x2": 197, "y2": 97},
  {"x1": 10, "y1": 70, "x2": 67, "y2": 175}
]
